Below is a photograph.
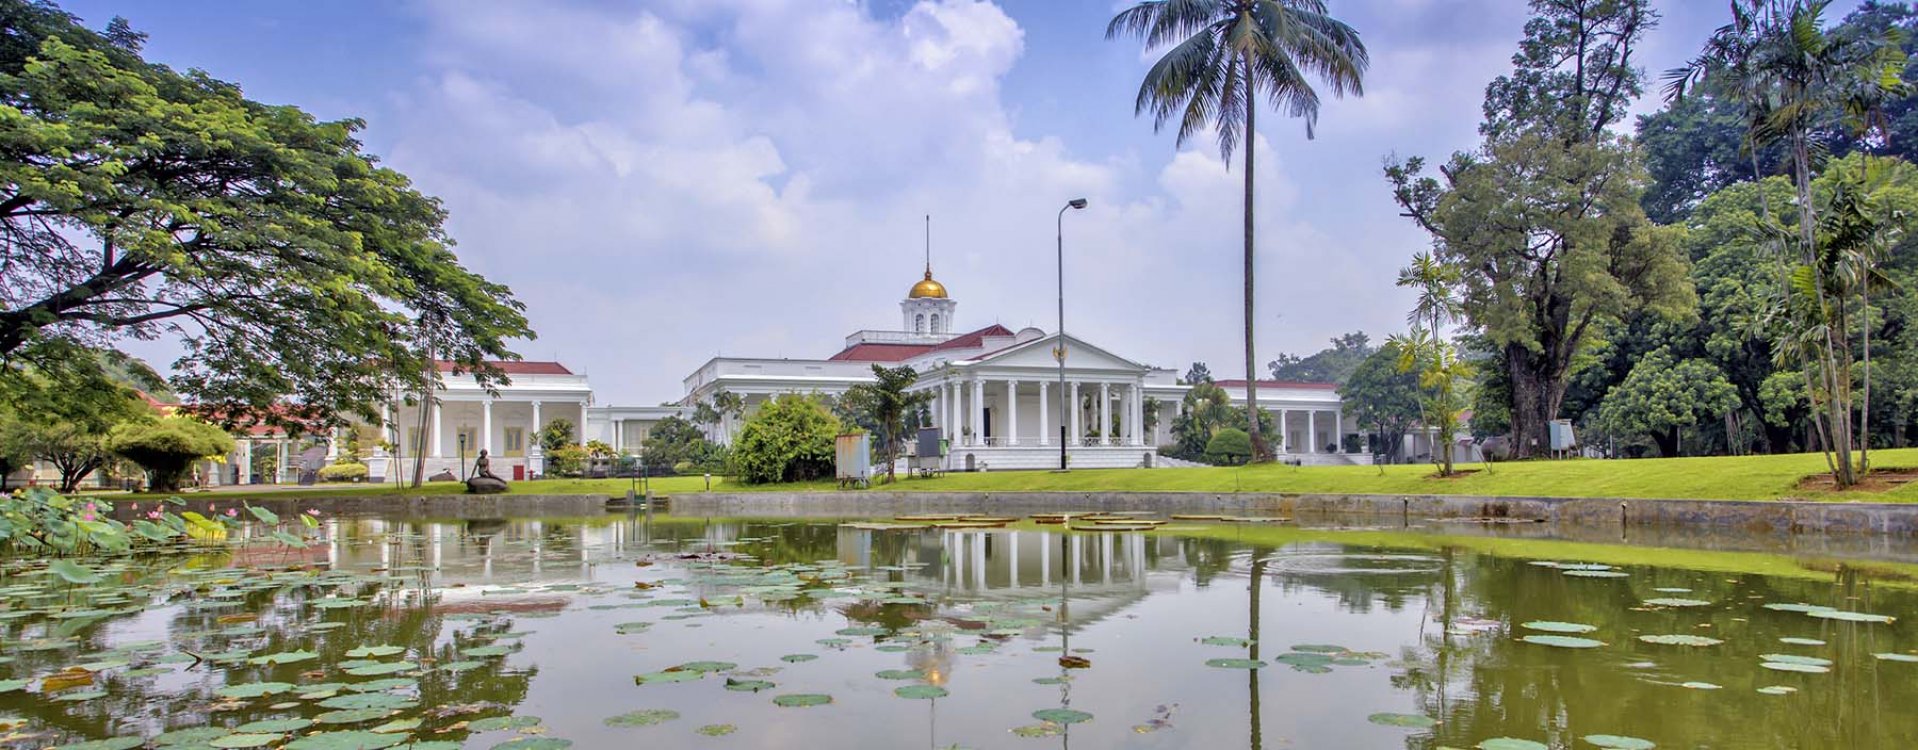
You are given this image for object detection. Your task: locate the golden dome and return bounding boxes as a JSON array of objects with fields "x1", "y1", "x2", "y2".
[{"x1": 909, "y1": 269, "x2": 948, "y2": 299}]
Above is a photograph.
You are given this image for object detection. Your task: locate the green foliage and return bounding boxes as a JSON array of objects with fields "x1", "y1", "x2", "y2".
[
  {"x1": 640, "y1": 416, "x2": 723, "y2": 474},
  {"x1": 0, "y1": 487, "x2": 316, "y2": 556},
  {"x1": 1203, "y1": 428, "x2": 1253, "y2": 466},
  {"x1": 0, "y1": 15, "x2": 531, "y2": 426},
  {"x1": 1596, "y1": 347, "x2": 1742, "y2": 456},
  {"x1": 318, "y1": 463, "x2": 368, "y2": 482},
  {"x1": 731, "y1": 394, "x2": 841, "y2": 484},
  {"x1": 837, "y1": 365, "x2": 932, "y2": 483},
  {"x1": 1267, "y1": 332, "x2": 1375, "y2": 385},
  {"x1": 1168, "y1": 381, "x2": 1234, "y2": 461},
  {"x1": 546, "y1": 444, "x2": 586, "y2": 478},
  {"x1": 537, "y1": 418, "x2": 575, "y2": 455},
  {"x1": 106, "y1": 416, "x2": 234, "y2": 492},
  {"x1": 1388, "y1": 0, "x2": 1690, "y2": 458},
  {"x1": 1340, "y1": 342, "x2": 1422, "y2": 462},
  {"x1": 0, "y1": 341, "x2": 157, "y2": 490},
  {"x1": 1393, "y1": 329, "x2": 1474, "y2": 475}
]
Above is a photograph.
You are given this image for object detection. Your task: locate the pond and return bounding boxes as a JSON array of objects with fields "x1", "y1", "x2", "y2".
[{"x1": 2, "y1": 510, "x2": 1917, "y2": 749}]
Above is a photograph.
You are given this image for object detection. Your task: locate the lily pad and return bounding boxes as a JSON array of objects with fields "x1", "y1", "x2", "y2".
[
  {"x1": 51, "y1": 739, "x2": 144, "y2": 750},
  {"x1": 1477, "y1": 739, "x2": 1548, "y2": 750},
  {"x1": 1205, "y1": 658, "x2": 1267, "y2": 669},
  {"x1": 894, "y1": 685, "x2": 948, "y2": 699},
  {"x1": 1199, "y1": 636, "x2": 1252, "y2": 647},
  {"x1": 1641, "y1": 598, "x2": 1710, "y2": 608},
  {"x1": 284, "y1": 731, "x2": 408, "y2": 750},
  {"x1": 773, "y1": 693, "x2": 833, "y2": 708},
  {"x1": 1757, "y1": 685, "x2": 1798, "y2": 695},
  {"x1": 1807, "y1": 609, "x2": 1896, "y2": 624},
  {"x1": 674, "y1": 661, "x2": 736, "y2": 673},
  {"x1": 1367, "y1": 713, "x2": 1437, "y2": 728},
  {"x1": 236, "y1": 719, "x2": 314, "y2": 733},
  {"x1": 488, "y1": 741, "x2": 570, "y2": 750},
  {"x1": 210, "y1": 735, "x2": 282, "y2": 749},
  {"x1": 696, "y1": 724, "x2": 737, "y2": 736},
  {"x1": 1521, "y1": 621, "x2": 1597, "y2": 633},
  {"x1": 724, "y1": 679, "x2": 775, "y2": 692},
  {"x1": 1564, "y1": 570, "x2": 1630, "y2": 578},
  {"x1": 315, "y1": 708, "x2": 393, "y2": 725},
  {"x1": 1779, "y1": 637, "x2": 1826, "y2": 646},
  {"x1": 1031, "y1": 708, "x2": 1093, "y2": 724},
  {"x1": 1637, "y1": 635, "x2": 1723, "y2": 647},
  {"x1": 1520, "y1": 635, "x2": 1605, "y2": 649},
  {"x1": 1761, "y1": 661, "x2": 1829, "y2": 674},
  {"x1": 344, "y1": 646, "x2": 405, "y2": 658},
  {"x1": 1679, "y1": 681, "x2": 1722, "y2": 690},
  {"x1": 603, "y1": 709, "x2": 680, "y2": 727},
  {"x1": 1760, "y1": 654, "x2": 1832, "y2": 666},
  {"x1": 1875, "y1": 653, "x2": 1918, "y2": 663},
  {"x1": 1583, "y1": 736, "x2": 1655, "y2": 749},
  {"x1": 875, "y1": 669, "x2": 924, "y2": 680},
  {"x1": 780, "y1": 654, "x2": 817, "y2": 663},
  {"x1": 248, "y1": 650, "x2": 320, "y2": 666},
  {"x1": 636, "y1": 670, "x2": 703, "y2": 685},
  {"x1": 343, "y1": 661, "x2": 416, "y2": 677},
  {"x1": 468, "y1": 716, "x2": 542, "y2": 732},
  {"x1": 217, "y1": 682, "x2": 297, "y2": 699}
]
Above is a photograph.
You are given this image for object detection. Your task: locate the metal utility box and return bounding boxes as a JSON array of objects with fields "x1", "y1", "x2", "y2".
[
  {"x1": 1549, "y1": 419, "x2": 1577, "y2": 451},
  {"x1": 835, "y1": 433, "x2": 872, "y2": 487},
  {"x1": 916, "y1": 427, "x2": 945, "y2": 458}
]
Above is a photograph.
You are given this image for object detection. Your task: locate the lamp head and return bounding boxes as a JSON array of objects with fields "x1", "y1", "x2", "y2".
[{"x1": 1067, "y1": 198, "x2": 1088, "y2": 209}]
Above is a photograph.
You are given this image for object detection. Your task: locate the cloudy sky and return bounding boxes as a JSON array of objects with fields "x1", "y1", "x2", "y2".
[{"x1": 61, "y1": 0, "x2": 1862, "y2": 405}]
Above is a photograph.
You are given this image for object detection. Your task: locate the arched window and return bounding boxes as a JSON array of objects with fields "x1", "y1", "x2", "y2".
[
  {"x1": 930, "y1": 313, "x2": 942, "y2": 333},
  {"x1": 915, "y1": 313, "x2": 926, "y2": 333}
]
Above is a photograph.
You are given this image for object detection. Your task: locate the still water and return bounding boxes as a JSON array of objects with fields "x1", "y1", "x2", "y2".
[{"x1": 2, "y1": 512, "x2": 1916, "y2": 749}]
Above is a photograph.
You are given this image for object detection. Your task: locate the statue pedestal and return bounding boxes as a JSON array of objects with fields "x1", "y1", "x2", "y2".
[{"x1": 465, "y1": 476, "x2": 508, "y2": 494}]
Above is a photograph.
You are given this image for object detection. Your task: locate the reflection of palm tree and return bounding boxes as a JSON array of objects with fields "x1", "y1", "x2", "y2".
[{"x1": 1247, "y1": 546, "x2": 1270, "y2": 750}]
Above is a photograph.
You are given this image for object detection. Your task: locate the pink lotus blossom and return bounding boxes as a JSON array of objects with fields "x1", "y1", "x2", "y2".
[
  {"x1": 81, "y1": 512, "x2": 95, "y2": 522},
  {"x1": 305, "y1": 508, "x2": 321, "y2": 516},
  {"x1": 208, "y1": 503, "x2": 216, "y2": 511},
  {"x1": 146, "y1": 510, "x2": 161, "y2": 520},
  {"x1": 131, "y1": 503, "x2": 140, "y2": 511},
  {"x1": 224, "y1": 508, "x2": 239, "y2": 518}
]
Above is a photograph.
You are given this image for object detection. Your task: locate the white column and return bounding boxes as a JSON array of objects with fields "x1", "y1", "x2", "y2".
[
  {"x1": 326, "y1": 428, "x2": 339, "y2": 461},
  {"x1": 971, "y1": 379, "x2": 985, "y2": 445},
  {"x1": 1134, "y1": 384, "x2": 1146, "y2": 446},
  {"x1": 948, "y1": 381, "x2": 960, "y2": 439},
  {"x1": 1070, "y1": 382, "x2": 1082, "y2": 445},
  {"x1": 1279, "y1": 409, "x2": 1290, "y2": 454},
  {"x1": 481, "y1": 399, "x2": 495, "y2": 453},
  {"x1": 1308, "y1": 411, "x2": 1318, "y2": 454},
  {"x1": 429, "y1": 400, "x2": 444, "y2": 458},
  {"x1": 1334, "y1": 411, "x2": 1344, "y2": 453},
  {"x1": 239, "y1": 440, "x2": 253, "y2": 484},
  {"x1": 614, "y1": 419, "x2": 625, "y2": 452},
  {"x1": 1037, "y1": 381, "x2": 1050, "y2": 447},
  {"x1": 1099, "y1": 382, "x2": 1111, "y2": 446},
  {"x1": 578, "y1": 401, "x2": 589, "y2": 445},
  {"x1": 1005, "y1": 379, "x2": 1019, "y2": 446}
]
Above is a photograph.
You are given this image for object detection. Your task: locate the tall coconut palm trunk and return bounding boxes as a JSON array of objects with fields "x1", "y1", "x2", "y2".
[{"x1": 1242, "y1": 55, "x2": 1263, "y2": 459}]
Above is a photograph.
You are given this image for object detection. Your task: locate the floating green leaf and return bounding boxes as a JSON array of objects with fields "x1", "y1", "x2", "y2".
[
  {"x1": 773, "y1": 693, "x2": 833, "y2": 707},
  {"x1": 51, "y1": 738, "x2": 145, "y2": 750},
  {"x1": 1031, "y1": 708, "x2": 1092, "y2": 724},
  {"x1": 344, "y1": 645, "x2": 404, "y2": 658},
  {"x1": 487, "y1": 740, "x2": 570, "y2": 750},
  {"x1": 209, "y1": 735, "x2": 280, "y2": 749},
  {"x1": 284, "y1": 731, "x2": 408, "y2": 750},
  {"x1": 46, "y1": 560, "x2": 103, "y2": 584},
  {"x1": 315, "y1": 709, "x2": 392, "y2": 725},
  {"x1": 1778, "y1": 637, "x2": 1825, "y2": 646},
  {"x1": 675, "y1": 661, "x2": 736, "y2": 673},
  {"x1": 1875, "y1": 653, "x2": 1918, "y2": 663},
  {"x1": 1521, "y1": 621, "x2": 1596, "y2": 634},
  {"x1": 696, "y1": 724, "x2": 736, "y2": 737},
  {"x1": 1520, "y1": 635, "x2": 1604, "y2": 649},
  {"x1": 724, "y1": 679, "x2": 774, "y2": 692},
  {"x1": 1679, "y1": 682, "x2": 1721, "y2": 690},
  {"x1": 236, "y1": 719, "x2": 313, "y2": 733},
  {"x1": 604, "y1": 709, "x2": 679, "y2": 727},
  {"x1": 1637, "y1": 635, "x2": 1722, "y2": 647},
  {"x1": 1477, "y1": 739, "x2": 1548, "y2": 750},
  {"x1": 1641, "y1": 598, "x2": 1710, "y2": 608},
  {"x1": 875, "y1": 669, "x2": 923, "y2": 680},
  {"x1": 1756, "y1": 685, "x2": 1797, "y2": 695},
  {"x1": 780, "y1": 654, "x2": 817, "y2": 663},
  {"x1": 636, "y1": 670, "x2": 703, "y2": 685},
  {"x1": 1583, "y1": 736, "x2": 1655, "y2": 749},
  {"x1": 247, "y1": 650, "x2": 319, "y2": 666},
  {"x1": 1205, "y1": 658, "x2": 1266, "y2": 669},
  {"x1": 1759, "y1": 654, "x2": 1832, "y2": 667},
  {"x1": 895, "y1": 685, "x2": 948, "y2": 699},
  {"x1": 468, "y1": 716, "x2": 541, "y2": 732},
  {"x1": 1199, "y1": 636, "x2": 1252, "y2": 647},
  {"x1": 1807, "y1": 609, "x2": 1895, "y2": 624},
  {"x1": 217, "y1": 682, "x2": 296, "y2": 699}
]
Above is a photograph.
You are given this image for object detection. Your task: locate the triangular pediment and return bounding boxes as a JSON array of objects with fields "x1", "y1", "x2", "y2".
[{"x1": 969, "y1": 333, "x2": 1145, "y2": 372}]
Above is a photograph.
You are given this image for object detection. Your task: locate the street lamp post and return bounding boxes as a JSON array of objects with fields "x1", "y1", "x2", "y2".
[{"x1": 1056, "y1": 198, "x2": 1087, "y2": 472}]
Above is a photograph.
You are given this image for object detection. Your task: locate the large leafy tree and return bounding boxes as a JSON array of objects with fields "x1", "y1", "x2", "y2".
[
  {"x1": 0, "y1": 2, "x2": 529, "y2": 429},
  {"x1": 638, "y1": 415, "x2": 722, "y2": 474},
  {"x1": 1338, "y1": 342, "x2": 1420, "y2": 463},
  {"x1": 0, "y1": 341, "x2": 155, "y2": 490},
  {"x1": 1595, "y1": 347, "x2": 1741, "y2": 456},
  {"x1": 106, "y1": 414, "x2": 233, "y2": 492},
  {"x1": 1387, "y1": 0, "x2": 1693, "y2": 459},
  {"x1": 731, "y1": 394, "x2": 840, "y2": 485},
  {"x1": 838, "y1": 365, "x2": 932, "y2": 484},
  {"x1": 1108, "y1": 0, "x2": 1367, "y2": 458},
  {"x1": 1267, "y1": 331, "x2": 1374, "y2": 384}
]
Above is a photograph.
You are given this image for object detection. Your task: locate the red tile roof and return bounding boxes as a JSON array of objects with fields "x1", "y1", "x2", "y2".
[
  {"x1": 826, "y1": 325, "x2": 1017, "y2": 362},
  {"x1": 436, "y1": 360, "x2": 573, "y2": 375},
  {"x1": 1214, "y1": 379, "x2": 1339, "y2": 391},
  {"x1": 928, "y1": 324, "x2": 1016, "y2": 353},
  {"x1": 828, "y1": 343, "x2": 935, "y2": 362}
]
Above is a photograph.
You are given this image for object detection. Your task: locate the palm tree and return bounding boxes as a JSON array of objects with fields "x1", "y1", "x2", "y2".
[
  {"x1": 1670, "y1": 0, "x2": 1906, "y2": 486},
  {"x1": 1108, "y1": 0, "x2": 1367, "y2": 459}
]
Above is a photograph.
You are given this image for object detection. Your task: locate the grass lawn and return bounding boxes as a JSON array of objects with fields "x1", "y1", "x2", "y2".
[{"x1": 155, "y1": 448, "x2": 1918, "y2": 503}]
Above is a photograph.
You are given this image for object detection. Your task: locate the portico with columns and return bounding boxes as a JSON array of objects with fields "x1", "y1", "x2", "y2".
[
  {"x1": 915, "y1": 332, "x2": 1160, "y2": 470},
  {"x1": 374, "y1": 361, "x2": 593, "y2": 482}
]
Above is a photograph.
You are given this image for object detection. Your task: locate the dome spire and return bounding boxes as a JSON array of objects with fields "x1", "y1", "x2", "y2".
[{"x1": 909, "y1": 214, "x2": 948, "y2": 298}]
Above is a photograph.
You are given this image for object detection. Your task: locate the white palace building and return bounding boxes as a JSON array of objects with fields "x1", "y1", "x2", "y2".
[{"x1": 627, "y1": 264, "x2": 1369, "y2": 472}]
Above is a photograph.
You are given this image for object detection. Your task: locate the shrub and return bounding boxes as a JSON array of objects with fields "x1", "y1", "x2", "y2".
[
  {"x1": 546, "y1": 444, "x2": 586, "y2": 477},
  {"x1": 318, "y1": 463, "x2": 368, "y2": 482},
  {"x1": 731, "y1": 394, "x2": 840, "y2": 484},
  {"x1": 1204, "y1": 428, "x2": 1253, "y2": 466},
  {"x1": 106, "y1": 416, "x2": 235, "y2": 492}
]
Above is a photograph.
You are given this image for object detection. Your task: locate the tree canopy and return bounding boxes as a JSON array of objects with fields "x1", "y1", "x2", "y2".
[{"x1": 0, "y1": 2, "x2": 530, "y2": 429}]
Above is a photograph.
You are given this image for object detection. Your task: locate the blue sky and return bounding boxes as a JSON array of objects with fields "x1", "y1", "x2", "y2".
[{"x1": 59, "y1": 0, "x2": 1866, "y2": 404}]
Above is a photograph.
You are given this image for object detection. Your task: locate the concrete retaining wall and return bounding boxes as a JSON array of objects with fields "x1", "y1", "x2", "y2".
[
  {"x1": 114, "y1": 494, "x2": 616, "y2": 521},
  {"x1": 668, "y1": 491, "x2": 1918, "y2": 536}
]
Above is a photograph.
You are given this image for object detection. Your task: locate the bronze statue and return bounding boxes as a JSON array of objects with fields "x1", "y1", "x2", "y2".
[{"x1": 465, "y1": 449, "x2": 508, "y2": 494}]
